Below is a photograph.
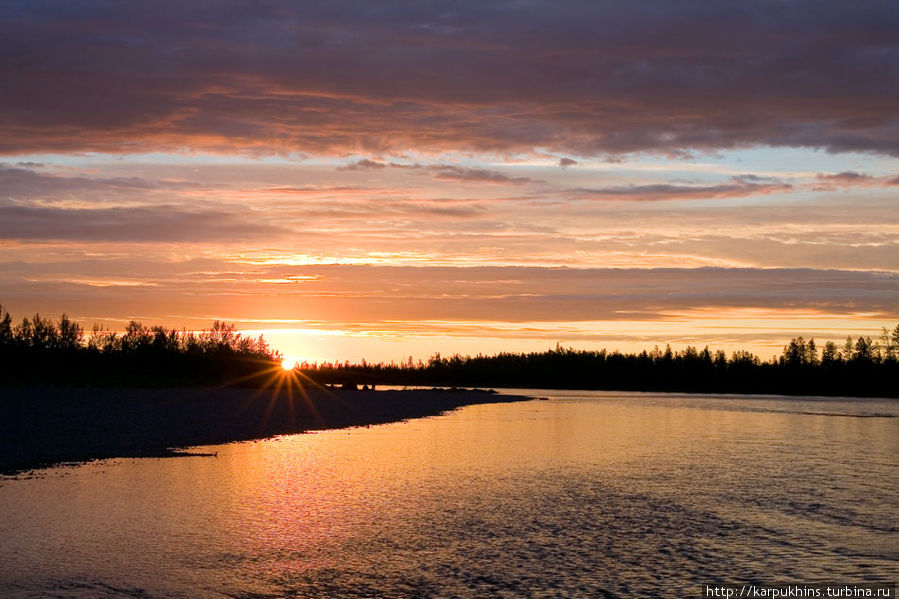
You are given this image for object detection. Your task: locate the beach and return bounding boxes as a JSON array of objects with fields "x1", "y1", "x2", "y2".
[{"x1": 0, "y1": 385, "x2": 529, "y2": 474}]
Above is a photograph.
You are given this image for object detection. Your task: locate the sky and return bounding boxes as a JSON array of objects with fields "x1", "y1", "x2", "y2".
[{"x1": 1, "y1": 0, "x2": 898, "y2": 364}]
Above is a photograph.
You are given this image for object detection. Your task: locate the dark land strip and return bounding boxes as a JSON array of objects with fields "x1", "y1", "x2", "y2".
[{"x1": 0, "y1": 386, "x2": 529, "y2": 474}]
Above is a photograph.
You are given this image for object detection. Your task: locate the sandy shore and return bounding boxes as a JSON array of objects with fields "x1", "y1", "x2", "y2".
[{"x1": 0, "y1": 385, "x2": 530, "y2": 474}]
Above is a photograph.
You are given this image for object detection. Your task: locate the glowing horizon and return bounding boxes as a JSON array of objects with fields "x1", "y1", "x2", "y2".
[{"x1": 1, "y1": 2, "x2": 897, "y2": 364}]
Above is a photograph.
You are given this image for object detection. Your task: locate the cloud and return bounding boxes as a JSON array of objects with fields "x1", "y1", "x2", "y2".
[
  {"x1": 337, "y1": 159, "x2": 388, "y2": 171},
  {"x1": 427, "y1": 165, "x2": 540, "y2": 185},
  {"x1": 0, "y1": 199, "x2": 287, "y2": 242},
  {"x1": 0, "y1": 163, "x2": 496, "y2": 240},
  {"x1": 2, "y1": 263, "x2": 897, "y2": 326},
  {"x1": 0, "y1": 163, "x2": 201, "y2": 200},
  {"x1": 569, "y1": 176, "x2": 791, "y2": 201},
  {"x1": 812, "y1": 171, "x2": 899, "y2": 190},
  {"x1": 338, "y1": 159, "x2": 542, "y2": 184},
  {"x1": 3, "y1": 1, "x2": 898, "y2": 156},
  {"x1": 816, "y1": 171, "x2": 873, "y2": 182},
  {"x1": 733, "y1": 174, "x2": 780, "y2": 184},
  {"x1": 254, "y1": 185, "x2": 367, "y2": 195},
  {"x1": 559, "y1": 158, "x2": 578, "y2": 168}
]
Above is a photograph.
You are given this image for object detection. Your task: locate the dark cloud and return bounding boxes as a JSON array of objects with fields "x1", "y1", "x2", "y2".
[
  {"x1": 811, "y1": 170, "x2": 899, "y2": 190},
  {"x1": 0, "y1": 199, "x2": 286, "y2": 242},
  {"x1": 733, "y1": 174, "x2": 780, "y2": 184},
  {"x1": 2, "y1": 1, "x2": 897, "y2": 156},
  {"x1": 816, "y1": 171, "x2": 873, "y2": 182},
  {"x1": 257, "y1": 185, "x2": 366, "y2": 194},
  {"x1": 289, "y1": 198, "x2": 488, "y2": 220},
  {"x1": 428, "y1": 165, "x2": 540, "y2": 185},
  {"x1": 570, "y1": 177, "x2": 791, "y2": 201},
  {"x1": 337, "y1": 159, "x2": 388, "y2": 171},
  {"x1": 559, "y1": 158, "x2": 578, "y2": 168},
  {"x1": 338, "y1": 159, "x2": 541, "y2": 184},
  {"x1": 0, "y1": 164, "x2": 201, "y2": 199}
]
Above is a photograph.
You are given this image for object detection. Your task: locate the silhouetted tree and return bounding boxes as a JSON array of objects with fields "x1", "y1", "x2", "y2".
[
  {"x1": 881, "y1": 327, "x2": 897, "y2": 362},
  {"x1": 57, "y1": 314, "x2": 83, "y2": 351},
  {"x1": 821, "y1": 341, "x2": 839, "y2": 365},
  {"x1": 852, "y1": 336, "x2": 875, "y2": 363},
  {"x1": 0, "y1": 307, "x2": 278, "y2": 387},
  {"x1": 713, "y1": 350, "x2": 727, "y2": 368},
  {"x1": 302, "y1": 323, "x2": 899, "y2": 398},
  {"x1": 2, "y1": 303, "x2": 897, "y2": 397},
  {"x1": 806, "y1": 338, "x2": 819, "y2": 366},
  {"x1": 14, "y1": 314, "x2": 60, "y2": 350},
  {"x1": 0, "y1": 305, "x2": 12, "y2": 345},
  {"x1": 731, "y1": 350, "x2": 759, "y2": 366},
  {"x1": 783, "y1": 337, "x2": 808, "y2": 367},
  {"x1": 843, "y1": 336, "x2": 854, "y2": 361}
]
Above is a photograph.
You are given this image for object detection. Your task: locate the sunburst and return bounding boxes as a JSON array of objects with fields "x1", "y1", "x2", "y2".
[{"x1": 182, "y1": 354, "x2": 351, "y2": 435}]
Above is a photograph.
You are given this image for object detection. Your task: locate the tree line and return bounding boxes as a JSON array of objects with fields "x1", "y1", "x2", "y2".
[
  {"x1": 301, "y1": 326, "x2": 899, "y2": 398},
  {"x1": 0, "y1": 304, "x2": 278, "y2": 386},
  {"x1": 2, "y1": 303, "x2": 897, "y2": 397}
]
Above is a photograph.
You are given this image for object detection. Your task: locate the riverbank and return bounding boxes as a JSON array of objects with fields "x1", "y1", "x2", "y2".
[{"x1": 0, "y1": 386, "x2": 530, "y2": 474}]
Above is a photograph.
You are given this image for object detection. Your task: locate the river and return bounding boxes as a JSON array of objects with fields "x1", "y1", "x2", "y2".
[{"x1": 1, "y1": 390, "x2": 897, "y2": 598}]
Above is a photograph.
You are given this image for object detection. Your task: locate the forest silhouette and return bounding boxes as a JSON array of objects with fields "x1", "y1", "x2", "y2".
[
  {"x1": 1, "y1": 304, "x2": 897, "y2": 397},
  {"x1": 0, "y1": 305, "x2": 276, "y2": 386},
  {"x1": 302, "y1": 328, "x2": 899, "y2": 398}
]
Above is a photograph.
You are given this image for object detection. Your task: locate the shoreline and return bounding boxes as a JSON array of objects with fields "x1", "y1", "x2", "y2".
[{"x1": 0, "y1": 385, "x2": 531, "y2": 475}]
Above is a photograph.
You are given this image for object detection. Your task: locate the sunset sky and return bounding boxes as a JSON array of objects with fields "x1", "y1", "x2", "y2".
[{"x1": 2, "y1": 1, "x2": 897, "y2": 363}]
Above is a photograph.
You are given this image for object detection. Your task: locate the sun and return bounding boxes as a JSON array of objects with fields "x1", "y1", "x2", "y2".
[{"x1": 280, "y1": 356, "x2": 301, "y2": 371}]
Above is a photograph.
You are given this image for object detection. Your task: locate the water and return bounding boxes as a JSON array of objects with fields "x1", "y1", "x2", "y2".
[{"x1": 1, "y1": 390, "x2": 897, "y2": 598}]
